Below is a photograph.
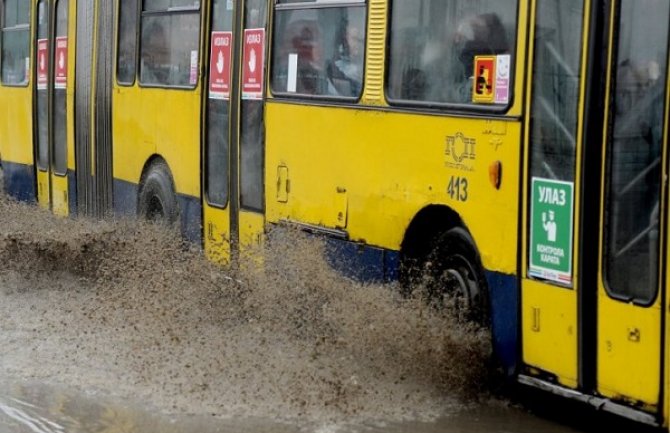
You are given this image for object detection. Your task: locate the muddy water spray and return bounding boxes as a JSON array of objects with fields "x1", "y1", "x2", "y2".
[{"x1": 0, "y1": 195, "x2": 492, "y2": 423}]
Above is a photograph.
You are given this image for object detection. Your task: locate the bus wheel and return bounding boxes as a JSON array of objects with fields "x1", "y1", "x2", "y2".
[
  {"x1": 426, "y1": 227, "x2": 488, "y2": 325},
  {"x1": 138, "y1": 162, "x2": 178, "y2": 225}
]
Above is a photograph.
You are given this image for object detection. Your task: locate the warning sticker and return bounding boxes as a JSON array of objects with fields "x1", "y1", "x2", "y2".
[
  {"x1": 472, "y1": 55, "x2": 496, "y2": 103},
  {"x1": 208, "y1": 31, "x2": 233, "y2": 100},
  {"x1": 37, "y1": 38, "x2": 48, "y2": 90},
  {"x1": 55, "y1": 36, "x2": 68, "y2": 89},
  {"x1": 242, "y1": 28, "x2": 265, "y2": 100}
]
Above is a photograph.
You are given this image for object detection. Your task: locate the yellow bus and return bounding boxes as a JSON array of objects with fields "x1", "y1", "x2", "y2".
[{"x1": 1, "y1": 0, "x2": 669, "y2": 427}]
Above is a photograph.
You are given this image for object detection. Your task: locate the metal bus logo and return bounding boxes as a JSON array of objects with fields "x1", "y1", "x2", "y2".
[{"x1": 445, "y1": 133, "x2": 476, "y2": 171}]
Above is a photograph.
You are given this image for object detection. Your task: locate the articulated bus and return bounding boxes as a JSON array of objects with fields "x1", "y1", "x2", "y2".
[{"x1": 1, "y1": 0, "x2": 670, "y2": 427}]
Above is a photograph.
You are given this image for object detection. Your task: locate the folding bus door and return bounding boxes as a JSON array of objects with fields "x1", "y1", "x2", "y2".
[
  {"x1": 596, "y1": 0, "x2": 669, "y2": 413},
  {"x1": 203, "y1": 0, "x2": 237, "y2": 263},
  {"x1": 521, "y1": 0, "x2": 592, "y2": 390},
  {"x1": 34, "y1": 0, "x2": 72, "y2": 215},
  {"x1": 203, "y1": 0, "x2": 268, "y2": 263}
]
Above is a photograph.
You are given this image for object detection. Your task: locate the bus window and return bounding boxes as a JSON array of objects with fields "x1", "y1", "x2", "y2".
[
  {"x1": 205, "y1": 0, "x2": 234, "y2": 207},
  {"x1": 139, "y1": 0, "x2": 201, "y2": 88},
  {"x1": 604, "y1": 0, "x2": 669, "y2": 303},
  {"x1": 271, "y1": 0, "x2": 367, "y2": 99},
  {"x1": 529, "y1": 0, "x2": 584, "y2": 183},
  {"x1": 53, "y1": 0, "x2": 68, "y2": 175},
  {"x1": 387, "y1": 0, "x2": 517, "y2": 107},
  {"x1": 1, "y1": 0, "x2": 30, "y2": 86},
  {"x1": 36, "y1": 0, "x2": 49, "y2": 171},
  {"x1": 117, "y1": 0, "x2": 139, "y2": 85},
  {"x1": 240, "y1": 0, "x2": 268, "y2": 211}
]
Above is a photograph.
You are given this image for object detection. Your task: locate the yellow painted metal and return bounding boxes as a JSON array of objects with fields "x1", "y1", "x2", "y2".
[
  {"x1": 112, "y1": 89, "x2": 202, "y2": 198},
  {"x1": 522, "y1": 279, "x2": 578, "y2": 387},
  {"x1": 50, "y1": 174, "x2": 68, "y2": 215},
  {"x1": 203, "y1": 204, "x2": 232, "y2": 264},
  {"x1": 519, "y1": 0, "x2": 593, "y2": 388},
  {"x1": 36, "y1": 169, "x2": 51, "y2": 209},
  {"x1": 595, "y1": 0, "x2": 664, "y2": 410},
  {"x1": 597, "y1": 295, "x2": 662, "y2": 407},
  {"x1": 0, "y1": 84, "x2": 33, "y2": 168},
  {"x1": 239, "y1": 209, "x2": 264, "y2": 262},
  {"x1": 264, "y1": 103, "x2": 521, "y2": 275}
]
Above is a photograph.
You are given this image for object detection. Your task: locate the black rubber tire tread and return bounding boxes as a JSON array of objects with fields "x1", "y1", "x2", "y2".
[
  {"x1": 137, "y1": 161, "x2": 179, "y2": 225},
  {"x1": 426, "y1": 227, "x2": 489, "y2": 325}
]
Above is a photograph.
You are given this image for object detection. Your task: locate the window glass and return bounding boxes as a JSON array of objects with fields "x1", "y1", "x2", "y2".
[
  {"x1": 604, "y1": 0, "x2": 669, "y2": 303},
  {"x1": 529, "y1": 0, "x2": 584, "y2": 182},
  {"x1": 387, "y1": 0, "x2": 517, "y2": 106},
  {"x1": 144, "y1": 0, "x2": 200, "y2": 12},
  {"x1": 117, "y1": 0, "x2": 139, "y2": 84},
  {"x1": 240, "y1": 0, "x2": 267, "y2": 211},
  {"x1": 36, "y1": 0, "x2": 49, "y2": 171},
  {"x1": 205, "y1": 0, "x2": 234, "y2": 207},
  {"x1": 1, "y1": 0, "x2": 31, "y2": 85},
  {"x1": 53, "y1": 0, "x2": 69, "y2": 175},
  {"x1": 271, "y1": 5, "x2": 366, "y2": 98},
  {"x1": 139, "y1": 2, "x2": 201, "y2": 87}
]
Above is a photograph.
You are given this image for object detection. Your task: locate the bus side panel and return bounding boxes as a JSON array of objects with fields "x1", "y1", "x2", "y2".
[
  {"x1": 0, "y1": 87, "x2": 35, "y2": 202},
  {"x1": 265, "y1": 103, "x2": 521, "y2": 370},
  {"x1": 264, "y1": 103, "x2": 520, "y2": 274},
  {"x1": 113, "y1": 85, "x2": 202, "y2": 240}
]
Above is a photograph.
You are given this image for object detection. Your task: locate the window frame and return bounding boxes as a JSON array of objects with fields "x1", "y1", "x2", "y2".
[
  {"x1": 384, "y1": 0, "x2": 521, "y2": 114},
  {"x1": 270, "y1": 0, "x2": 368, "y2": 103},
  {"x1": 601, "y1": 0, "x2": 670, "y2": 307},
  {"x1": 137, "y1": 0, "x2": 203, "y2": 90},
  {"x1": 0, "y1": 0, "x2": 31, "y2": 87},
  {"x1": 116, "y1": 0, "x2": 141, "y2": 86}
]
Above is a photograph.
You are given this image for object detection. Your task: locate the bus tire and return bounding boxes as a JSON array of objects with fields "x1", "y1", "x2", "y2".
[
  {"x1": 426, "y1": 227, "x2": 488, "y2": 325},
  {"x1": 137, "y1": 161, "x2": 179, "y2": 225}
]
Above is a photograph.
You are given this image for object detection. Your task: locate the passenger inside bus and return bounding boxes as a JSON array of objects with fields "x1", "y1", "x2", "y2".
[
  {"x1": 422, "y1": 12, "x2": 509, "y2": 103},
  {"x1": 327, "y1": 24, "x2": 365, "y2": 96},
  {"x1": 288, "y1": 22, "x2": 338, "y2": 96},
  {"x1": 140, "y1": 21, "x2": 170, "y2": 85}
]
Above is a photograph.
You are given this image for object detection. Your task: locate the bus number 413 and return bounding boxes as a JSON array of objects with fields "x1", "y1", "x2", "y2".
[{"x1": 447, "y1": 176, "x2": 469, "y2": 202}]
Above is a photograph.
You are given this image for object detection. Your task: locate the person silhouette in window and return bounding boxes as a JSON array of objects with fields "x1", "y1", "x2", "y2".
[{"x1": 327, "y1": 24, "x2": 365, "y2": 96}]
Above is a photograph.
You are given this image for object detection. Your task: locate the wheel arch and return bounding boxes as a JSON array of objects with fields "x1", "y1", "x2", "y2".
[
  {"x1": 401, "y1": 204, "x2": 479, "y2": 263},
  {"x1": 399, "y1": 205, "x2": 489, "y2": 301},
  {"x1": 136, "y1": 154, "x2": 179, "y2": 222}
]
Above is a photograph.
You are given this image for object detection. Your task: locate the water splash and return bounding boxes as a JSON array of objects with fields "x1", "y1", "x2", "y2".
[{"x1": 0, "y1": 195, "x2": 492, "y2": 425}]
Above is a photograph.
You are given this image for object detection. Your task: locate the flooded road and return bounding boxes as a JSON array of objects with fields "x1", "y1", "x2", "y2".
[
  {"x1": 0, "y1": 195, "x2": 655, "y2": 432},
  {"x1": 0, "y1": 379, "x2": 588, "y2": 433}
]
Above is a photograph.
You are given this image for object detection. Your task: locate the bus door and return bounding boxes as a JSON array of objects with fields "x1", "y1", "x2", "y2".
[
  {"x1": 203, "y1": 0, "x2": 268, "y2": 263},
  {"x1": 522, "y1": 0, "x2": 592, "y2": 390},
  {"x1": 34, "y1": 0, "x2": 71, "y2": 216},
  {"x1": 596, "y1": 0, "x2": 669, "y2": 411}
]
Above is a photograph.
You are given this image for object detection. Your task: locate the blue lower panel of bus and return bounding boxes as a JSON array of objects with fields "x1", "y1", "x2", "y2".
[
  {"x1": 1, "y1": 161, "x2": 35, "y2": 202},
  {"x1": 113, "y1": 178, "x2": 202, "y2": 243},
  {"x1": 485, "y1": 271, "x2": 519, "y2": 376},
  {"x1": 325, "y1": 238, "x2": 400, "y2": 283},
  {"x1": 325, "y1": 236, "x2": 519, "y2": 376}
]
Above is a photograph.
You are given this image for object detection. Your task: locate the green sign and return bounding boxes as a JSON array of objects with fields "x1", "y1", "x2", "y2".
[{"x1": 529, "y1": 177, "x2": 574, "y2": 285}]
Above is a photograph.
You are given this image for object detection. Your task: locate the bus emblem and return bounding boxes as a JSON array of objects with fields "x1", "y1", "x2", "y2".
[{"x1": 445, "y1": 133, "x2": 476, "y2": 171}]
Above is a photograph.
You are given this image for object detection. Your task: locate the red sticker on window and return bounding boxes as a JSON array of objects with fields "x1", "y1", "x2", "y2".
[
  {"x1": 37, "y1": 38, "x2": 48, "y2": 90},
  {"x1": 55, "y1": 36, "x2": 68, "y2": 89},
  {"x1": 472, "y1": 56, "x2": 496, "y2": 103},
  {"x1": 209, "y1": 31, "x2": 233, "y2": 100},
  {"x1": 242, "y1": 28, "x2": 265, "y2": 100}
]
